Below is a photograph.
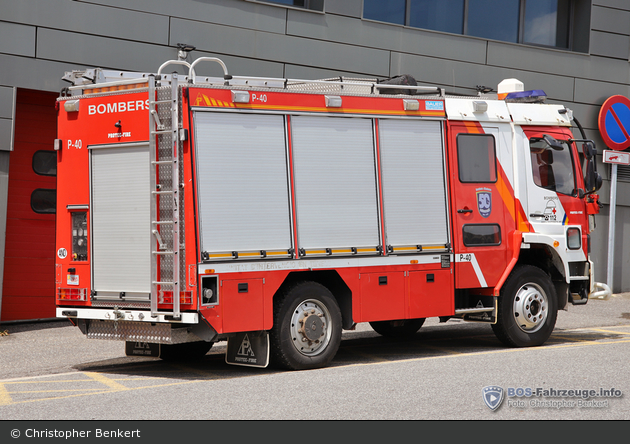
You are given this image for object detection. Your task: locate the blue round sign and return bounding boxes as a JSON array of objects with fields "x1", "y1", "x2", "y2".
[{"x1": 599, "y1": 95, "x2": 630, "y2": 151}]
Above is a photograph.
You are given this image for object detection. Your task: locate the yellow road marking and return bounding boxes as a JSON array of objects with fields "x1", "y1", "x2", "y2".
[
  {"x1": 590, "y1": 328, "x2": 630, "y2": 335},
  {"x1": 0, "y1": 384, "x2": 12, "y2": 406},
  {"x1": 84, "y1": 372, "x2": 129, "y2": 391},
  {"x1": 0, "y1": 331, "x2": 628, "y2": 406}
]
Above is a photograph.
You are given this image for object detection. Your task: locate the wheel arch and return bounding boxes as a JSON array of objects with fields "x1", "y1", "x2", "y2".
[
  {"x1": 273, "y1": 270, "x2": 354, "y2": 329},
  {"x1": 516, "y1": 244, "x2": 568, "y2": 309}
]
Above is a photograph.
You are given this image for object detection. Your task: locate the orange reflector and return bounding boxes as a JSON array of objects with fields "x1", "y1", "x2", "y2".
[
  {"x1": 205, "y1": 269, "x2": 215, "y2": 274},
  {"x1": 159, "y1": 290, "x2": 193, "y2": 305},
  {"x1": 410, "y1": 260, "x2": 419, "y2": 264},
  {"x1": 84, "y1": 81, "x2": 148, "y2": 95},
  {"x1": 553, "y1": 240, "x2": 560, "y2": 248},
  {"x1": 57, "y1": 288, "x2": 88, "y2": 301}
]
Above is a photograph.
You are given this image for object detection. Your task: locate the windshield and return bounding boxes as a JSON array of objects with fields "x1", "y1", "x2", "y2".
[{"x1": 529, "y1": 139, "x2": 575, "y2": 196}]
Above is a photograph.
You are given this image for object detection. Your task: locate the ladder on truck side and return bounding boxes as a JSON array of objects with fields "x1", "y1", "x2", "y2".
[{"x1": 148, "y1": 73, "x2": 182, "y2": 319}]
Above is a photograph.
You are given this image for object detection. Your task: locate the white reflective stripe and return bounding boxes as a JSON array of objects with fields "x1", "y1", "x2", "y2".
[
  {"x1": 201, "y1": 254, "x2": 448, "y2": 274},
  {"x1": 470, "y1": 254, "x2": 488, "y2": 287},
  {"x1": 455, "y1": 253, "x2": 487, "y2": 287}
]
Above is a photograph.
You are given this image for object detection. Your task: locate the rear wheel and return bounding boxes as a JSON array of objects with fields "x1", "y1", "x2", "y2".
[
  {"x1": 270, "y1": 281, "x2": 342, "y2": 370},
  {"x1": 159, "y1": 341, "x2": 213, "y2": 361},
  {"x1": 492, "y1": 265, "x2": 558, "y2": 347},
  {"x1": 370, "y1": 318, "x2": 425, "y2": 338}
]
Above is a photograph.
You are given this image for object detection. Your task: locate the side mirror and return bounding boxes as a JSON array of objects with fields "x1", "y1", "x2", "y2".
[
  {"x1": 582, "y1": 141, "x2": 596, "y2": 161},
  {"x1": 584, "y1": 160, "x2": 603, "y2": 193}
]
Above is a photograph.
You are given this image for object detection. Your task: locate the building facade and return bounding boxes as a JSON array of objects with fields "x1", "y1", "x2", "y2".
[{"x1": 0, "y1": 0, "x2": 628, "y2": 321}]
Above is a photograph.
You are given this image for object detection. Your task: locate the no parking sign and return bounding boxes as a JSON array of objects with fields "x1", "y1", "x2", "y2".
[
  {"x1": 599, "y1": 95, "x2": 630, "y2": 151},
  {"x1": 598, "y1": 94, "x2": 630, "y2": 291}
]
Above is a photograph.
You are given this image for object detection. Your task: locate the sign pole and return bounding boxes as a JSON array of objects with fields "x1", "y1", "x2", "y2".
[
  {"x1": 606, "y1": 163, "x2": 617, "y2": 289},
  {"x1": 598, "y1": 95, "x2": 630, "y2": 292}
]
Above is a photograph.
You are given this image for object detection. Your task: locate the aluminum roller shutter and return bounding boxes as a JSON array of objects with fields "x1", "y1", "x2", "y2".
[
  {"x1": 91, "y1": 143, "x2": 151, "y2": 296},
  {"x1": 378, "y1": 119, "x2": 448, "y2": 247},
  {"x1": 291, "y1": 115, "x2": 380, "y2": 250},
  {"x1": 194, "y1": 112, "x2": 292, "y2": 253}
]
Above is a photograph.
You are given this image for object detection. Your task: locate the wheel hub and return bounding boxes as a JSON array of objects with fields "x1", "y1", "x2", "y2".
[
  {"x1": 290, "y1": 299, "x2": 331, "y2": 356},
  {"x1": 300, "y1": 311, "x2": 324, "y2": 341},
  {"x1": 513, "y1": 283, "x2": 548, "y2": 333}
]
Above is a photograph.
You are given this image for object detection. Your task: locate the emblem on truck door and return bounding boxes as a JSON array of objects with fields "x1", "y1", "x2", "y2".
[{"x1": 477, "y1": 189, "x2": 492, "y2": 218}]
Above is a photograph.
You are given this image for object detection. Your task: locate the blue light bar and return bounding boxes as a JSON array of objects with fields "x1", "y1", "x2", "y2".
[{"x1": 505, "y1": 89, "x2": 547, "y2": 103}]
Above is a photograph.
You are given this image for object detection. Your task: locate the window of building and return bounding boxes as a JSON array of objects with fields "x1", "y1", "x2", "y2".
[
  {"x1": 31, "y1": 189, "x2": 56, "y2": 214},
  {"x1": 245, "y1": 0, "x2": 324, "y2": 11},
  {"x1": 363, "y1": 0, "x2": 587, "y2": 52},
  {"x1": 32, "y1": 150, "x2": 57, "y2": 176}
]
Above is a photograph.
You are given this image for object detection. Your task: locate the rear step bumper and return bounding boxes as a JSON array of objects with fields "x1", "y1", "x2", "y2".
[{"x1": 56, "y1": 307, "x2": 198, "y2": 324}]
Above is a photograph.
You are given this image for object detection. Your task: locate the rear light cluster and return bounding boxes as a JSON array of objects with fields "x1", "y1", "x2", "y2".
[
  {"x1": 159, "y1": 290, "x2": 192, "y2": 305},
  {"x1": 58, "y1": 287, "x2": 88, "y2": 301}
]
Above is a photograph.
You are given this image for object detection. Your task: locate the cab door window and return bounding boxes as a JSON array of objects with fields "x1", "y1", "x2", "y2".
[{"x1": 530, "y1": 138, "x2": 575, "y2": 196}]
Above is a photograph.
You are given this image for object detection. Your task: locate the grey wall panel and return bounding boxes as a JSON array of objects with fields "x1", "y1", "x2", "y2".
[
  {"x1": 589, "y1": 30, "x2": 630, "y2": 60},
  {"x1": 0, "y1": 87, "x2": 14, "y2": 119},
  {"x1": 325, "y1": 0, "x2": 362, "y2": 17},
  {"x1": 35, "y1": 27, "x2": 283, "y2": 79},
  {"x1": 489, "y1": 42, "x2": 630, "y2": 85},
  {"x1": 591, "y1": 5, "x2": 630, "y2": 34},
  {"x1": 170, "y1": 17, "x2": 391, "y2": 77},
  {"x1": 0, "y1": 119, "x2": 12, "y2": 152},
  {"x1": 75, "y1": 0, "x2": 287, "y2": 34},
  {"x1": 0, "y1": 0, "x2": 169, "y2": 45},
  {"x1": 0, "y1": 151, "x2": 9, "y2": 319},
  {"x1": 390, "y1": 52, "x2": 576, "y2": 102},
  {"x1": 286, "y1": 10, "x2": 488, "y2": 65},
  {"x1": 36, "y1": 28, "x2": 177, "y2": 71},
  {"x1": 573, "y1": 78, "x2": 630, "y2": 108},
  {"x1": 0, "y1": 22, "x2": 36, "y2": 57},
  {"x1": 592, "y1": 0, "x2": 630, "y2": 10},
  {"x1": 283, "y1": 64, "x2": 375, "y2": 81},
  {"x1": 0, "y1": 53, "x2": 91, "y2": 92},
  {"x1": 590, "y1": 205, "x2": 630, "y2": 293}
]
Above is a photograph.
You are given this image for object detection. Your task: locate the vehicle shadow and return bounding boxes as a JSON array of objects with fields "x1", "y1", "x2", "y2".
[{"x1": 71, "y1": 322, "x2": 629, "y2": 381}]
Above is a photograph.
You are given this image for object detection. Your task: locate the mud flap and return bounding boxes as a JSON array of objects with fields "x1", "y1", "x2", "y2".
[
  {"x1": 226, "y1": 331, "x2": 269, "y2": 368},
  {"x1": 125, "y1": 341, "x2": 161, "y2": 357}
]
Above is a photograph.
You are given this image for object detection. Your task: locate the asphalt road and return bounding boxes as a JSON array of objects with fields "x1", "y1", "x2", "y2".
[{"x1": 0, "y1": 293, "x2": 629, "y2": 422}]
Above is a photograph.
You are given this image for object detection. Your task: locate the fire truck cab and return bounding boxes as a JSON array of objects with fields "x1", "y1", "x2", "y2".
[{"x1": 55, "y1": 57, "x2": 607, "y2": 370}]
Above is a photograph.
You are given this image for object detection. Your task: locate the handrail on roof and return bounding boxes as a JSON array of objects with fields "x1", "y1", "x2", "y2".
[{"x1": 188, "y1": 57, "x2": 231, "y2": 83}]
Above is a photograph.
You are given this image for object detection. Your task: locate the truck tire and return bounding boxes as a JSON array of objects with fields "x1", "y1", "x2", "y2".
[
  {"x1": 270, "y1": 281, "x2": 342, "y2": 370},
  {"x1": 159, "y1": 341, "x2": 213, "y2": 361},
  {"x1": 492, "y1": 265, "x2": 558, "y2": 347},
  {"x1": 370, "y1": 319, "x2": 425, "y2": 338}
]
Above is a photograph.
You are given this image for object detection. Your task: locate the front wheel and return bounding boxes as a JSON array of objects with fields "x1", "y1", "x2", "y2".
[
  {"x1": 270, "y1": 281, "x2": 342, "y2": 370},
  {"x1": 492, "y1": 265, "x2": 558, "y2": 347}
]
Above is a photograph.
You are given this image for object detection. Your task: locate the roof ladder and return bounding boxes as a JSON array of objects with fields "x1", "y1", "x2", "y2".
[{"x1": 148, "y1": 73, "x2": 181, "y2": 320}]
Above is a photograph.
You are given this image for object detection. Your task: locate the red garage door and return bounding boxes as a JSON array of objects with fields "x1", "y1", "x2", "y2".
[{"x1": 1, "y1": 89, "x2": 58, "y2": 322}]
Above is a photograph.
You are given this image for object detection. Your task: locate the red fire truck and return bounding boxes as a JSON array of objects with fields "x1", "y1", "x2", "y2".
[{"x1": 55, "y1": 56, "x2": 608, "y2": 370}]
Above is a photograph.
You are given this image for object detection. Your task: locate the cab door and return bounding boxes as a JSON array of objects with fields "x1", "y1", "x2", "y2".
[{"x1": 448, "y1": 124, "x2": 509, "y2": 289}]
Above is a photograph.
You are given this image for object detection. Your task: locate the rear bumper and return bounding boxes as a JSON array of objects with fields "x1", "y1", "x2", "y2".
[{"x1": 56, "y1": 307, "x2": 198, "y2": 324}]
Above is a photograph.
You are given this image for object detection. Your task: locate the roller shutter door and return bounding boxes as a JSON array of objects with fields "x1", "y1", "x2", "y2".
[
  {"x1": 91, "y1": 143, "x2": 151, "y2": 298},
  {"x1": 378, "y1": 119, "x2": 448, "y2": 247},
  {"x1": 194, "y1": 112, "x2": 292, "y2": 254}
]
